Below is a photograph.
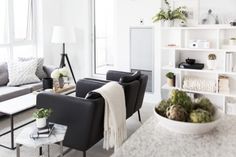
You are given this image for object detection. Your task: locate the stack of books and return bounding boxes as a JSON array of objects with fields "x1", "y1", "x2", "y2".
[
  {"x1": 218, "y1": 75, "x2": 230, "y2": 93},
  {"x1": 30, "y1": 124, "x2": 55, "y2": 139}
]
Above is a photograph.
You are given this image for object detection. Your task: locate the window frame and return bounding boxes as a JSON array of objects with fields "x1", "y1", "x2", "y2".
[
  {"x1": 91, "y1": 0, "x2": 115, "y2": 77},
  {"x1": 0, "y1": 0, "x2": 37, "y2": 60}
]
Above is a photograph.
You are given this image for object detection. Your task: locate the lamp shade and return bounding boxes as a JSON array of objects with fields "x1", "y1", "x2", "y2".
[{"x1": 51, "y1": 26, "x2": 76, "y2": 43}]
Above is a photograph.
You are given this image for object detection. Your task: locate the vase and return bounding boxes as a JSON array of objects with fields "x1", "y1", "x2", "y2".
[
  {"x1": 167, "y1": 78, "x2": 174, "y2": 87},
  {"x1": 163, "y1": 20, "x2": 174, "y2": 27},
  {"x1": 58, "y1": 77, "x2": 64, "y2": 88},
  {"x1": 36, "y1": 118, "x2": 47, "y2": 129},
  {"x1": 207, "y1": 60, "x2": 217, "y2": 70}
]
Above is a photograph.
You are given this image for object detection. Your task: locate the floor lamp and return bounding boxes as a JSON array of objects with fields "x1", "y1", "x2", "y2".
[{"x1": 51, "y1": 26, "x2": 77, "y2": 84}]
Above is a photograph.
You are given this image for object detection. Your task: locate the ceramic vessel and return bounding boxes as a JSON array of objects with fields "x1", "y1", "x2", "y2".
[
  {"x1": 36, "y1": 118, "x2": 47, "y2": 129},
  {"x1": 207, "y1": 60, "x2": 217, "y2": 70},
  {"x1": 167, "y1": 78, "x2": 174, "y2": 87},
  {"x1": 229, "y1": 39, "x2": 236, "y2": 45},
  {"x1": 163, "y1": 20, "x2": 174, "y2": 27},
  {"x1": 154, "y1": 108, "x2": 223, "y2": 134},
  {"x1": 58, "y1": 77, "x2": 64, "y2": 88}
]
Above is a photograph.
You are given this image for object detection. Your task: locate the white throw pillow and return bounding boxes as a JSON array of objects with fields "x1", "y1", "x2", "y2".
[
  {"x1": 18, "y1": 57, "x2": 47, "y2": 80},
  {"x1": 7, "y1": 60, "x2": 40, "y2": 86}
]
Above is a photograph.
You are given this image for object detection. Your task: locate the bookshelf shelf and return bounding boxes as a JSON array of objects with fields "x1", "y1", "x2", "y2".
[{"x1": 160, "y1": 25, "x2": 236, "y2": 113}]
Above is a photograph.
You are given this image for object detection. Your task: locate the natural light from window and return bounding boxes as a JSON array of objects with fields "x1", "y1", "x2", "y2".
[
  {"x1": 94, "y1": 0, "x2": 115, "y2": 74},
  {"x1": 0, "y1": 0, "x2": 36, "y2": 62}
]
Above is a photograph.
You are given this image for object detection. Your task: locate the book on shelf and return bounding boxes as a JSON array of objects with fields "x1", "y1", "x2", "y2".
[
  {"x1": 226, "y1": 53, "x2": 233, "y2": 72},
  {"x1": 30, "y1": 124, "x2": 55, "y2": 138}
]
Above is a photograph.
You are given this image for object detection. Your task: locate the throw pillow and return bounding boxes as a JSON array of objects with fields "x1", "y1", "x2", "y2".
[
  {"x1": 7, "y1": 60, "x2": 40, "y2": 86},
  {"x1": 18, "y1": 57, "x2": 47, "y2": 79},
  {"x1": 0, "y1": 62, "x2": 9, "y2": 86},
  {"x1": 119, "y1": 71, "x2": 141, "y2": 83}
]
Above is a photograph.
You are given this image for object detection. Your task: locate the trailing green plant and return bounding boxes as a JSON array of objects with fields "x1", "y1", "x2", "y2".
[
  {"x1": 166, "y1": 72, "x2": 175, "y2": 79},
  {"x1": 208, "y1": 54, "x2": 216, "y2": 60},
  {"x1": 152, "y1": 0, "x2": 187, "y2": 23},
  {"x1": 33, "y1": 108, "x2": 52, "y2": 119}
]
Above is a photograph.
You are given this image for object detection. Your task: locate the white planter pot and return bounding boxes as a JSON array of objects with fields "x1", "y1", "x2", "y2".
[
  {"x1": 167, "y1": 78, "x2": 174, "y2": 87},
  {"x1": 207, "y1": 60, "x2": 217, "y2": 70},
  {"x1": 36, "y1": 118, "x2": 47, "y2": 129},
  {"x1": 163, "y1": 20, "x2": 174, "y2": 27},
  {"x1": 229, "y1": 39, "x2": 236, "y2": 45}
]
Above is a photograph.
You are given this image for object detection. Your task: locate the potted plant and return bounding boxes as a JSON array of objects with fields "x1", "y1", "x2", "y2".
[
  {"x1": 33, "y1": 108, "x2": 52, "y2": 129},
  {"x1": 152, "y1": 0, "x2": 187, "y2": 27},
  {"x1": 51, "y1": 67, "x2": 69, "y2": 88},
  {"x1": 207, "y1": 54, "x2": 217, "y2": 70},
  {"x1": 166, "y1": 72, "x2": 175, "y2": 87}
]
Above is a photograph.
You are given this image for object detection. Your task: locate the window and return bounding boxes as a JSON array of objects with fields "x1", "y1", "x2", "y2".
[
  {"x1": 93, "y1": 0, "x2": 115, "y2": 75},
  {"x1": 0, "y1": 0, "x2": 36, "y2": 62}
]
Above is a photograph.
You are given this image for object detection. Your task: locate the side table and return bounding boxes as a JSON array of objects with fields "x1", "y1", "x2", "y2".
[{"x1": 15, "y1": 123, "x2": 67, "y2": 157}]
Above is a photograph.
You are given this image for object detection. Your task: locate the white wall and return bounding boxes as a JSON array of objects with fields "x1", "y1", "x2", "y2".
[
  {"x1": 40, "y1": 0, "x2": 92, "y2": 79},
  {"x1": 115, "y1": 0, "x2": 160, "y2": 71},
  {"x1": 40, "y1": 0, "x2": 64, "y2": 66},
  {"x1": 115, "y1": 0, "x2": 161, "y2": 103},
  {"x1": 61, "y1": 0, "x2": 92, "y2": 79}
]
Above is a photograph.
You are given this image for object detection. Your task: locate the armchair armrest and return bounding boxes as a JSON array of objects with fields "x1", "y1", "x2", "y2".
[{"x1": 36, "y1": 93, "x2": 105, "y2": 151}]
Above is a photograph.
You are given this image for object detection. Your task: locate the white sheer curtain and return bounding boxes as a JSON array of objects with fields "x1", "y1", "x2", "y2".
[
  {"x1": 13, "y1": 0, "x2": 33, "y2": 40},
  {"x1": 0, "y1": 0, "x2": 9, "y2": 44},
  {"x1": 0, "y1": 0, "x2": 35, "y2": 62}
]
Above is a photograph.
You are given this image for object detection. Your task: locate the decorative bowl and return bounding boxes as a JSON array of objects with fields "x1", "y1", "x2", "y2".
[{"x1": 154, "y1": 108, "x2": 223, "y2": 134}]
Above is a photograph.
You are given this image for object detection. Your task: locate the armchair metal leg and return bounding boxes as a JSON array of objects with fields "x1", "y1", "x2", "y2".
[
  {"x1": 83, "y1": 151, "x2": 86, "y2": 157},
  {"x1": 138, "y1": 110, "x2": 142, "y2": 123}
]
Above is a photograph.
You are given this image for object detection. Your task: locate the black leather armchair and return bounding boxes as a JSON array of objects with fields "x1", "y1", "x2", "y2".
[{"x1": 36, "y1": 70, "x2": 148, "y2": 157}]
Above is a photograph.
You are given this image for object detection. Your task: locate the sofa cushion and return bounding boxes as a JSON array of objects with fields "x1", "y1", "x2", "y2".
[
  {"x1": 7, "y1": 60, "x2": 40, "y2": 86},
  {"x1": 18, "y1": 57, "x2": 47, "y2": 80},
  {"x1": 0, "y1": 86, "x2": 31, "y2": 102},
  {"x1": 20, "y1": 82, "x2": 43, "y2": 92},
  {"x1": 119, "y1": 71, "x2": 141, "y2": 83},
  {"x1": 0, "y1": 62, "x2": 8, "y2": 86}
]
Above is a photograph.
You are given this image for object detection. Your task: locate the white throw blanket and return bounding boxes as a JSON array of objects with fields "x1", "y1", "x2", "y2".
[{"x1": 93, "y1": 81, "x2": 127, "y2": 151}]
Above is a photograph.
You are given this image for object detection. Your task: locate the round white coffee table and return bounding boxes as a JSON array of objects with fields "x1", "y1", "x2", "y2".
[{"x1": 15, "y1": 123, "x2": 67, "y2": 157}]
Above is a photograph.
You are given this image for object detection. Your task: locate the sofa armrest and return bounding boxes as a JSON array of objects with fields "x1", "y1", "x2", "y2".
[
  {"x1": 76, "y1": 79, "x2": 107, "y2": 98},
  {"x1": 36, "y1": 93, "x2": 105, "y2": 151},
  {"x1": 43, "y1": 65, "x2": 58, "y2": 78}
]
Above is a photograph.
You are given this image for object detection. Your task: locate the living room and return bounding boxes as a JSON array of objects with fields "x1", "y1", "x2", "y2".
[{"x1": 1, "y1": 0, "x2": 236, "y2": 157}]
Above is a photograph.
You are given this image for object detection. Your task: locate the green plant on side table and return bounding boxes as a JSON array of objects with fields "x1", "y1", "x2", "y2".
[
  {"x1": 33, "y1": 108, "x2": 52, "y2": 129},
  {"x1": 152, "y1": 0, "x2": 187, "y2": 27},
  {"x1": 166, "y1": 72, "x2": 175, "y2": 87}
]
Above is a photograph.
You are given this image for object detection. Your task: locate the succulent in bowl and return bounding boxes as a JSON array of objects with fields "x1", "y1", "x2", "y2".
[
  {"x1": 193, "y1": 97, "x2": 215, "y2": 115},
  {"x1": 169, "y1": 89, "x2": 192, "y2": 112},
  {"x1": 166, "y1": 105, "x2": 187, "y2": 122},
  {"x1": 189, "y1": 109, "x2": 212, "y2": 123},
  {"x1": 155, "y1": 100, "x2": 171, "y2": 117}
]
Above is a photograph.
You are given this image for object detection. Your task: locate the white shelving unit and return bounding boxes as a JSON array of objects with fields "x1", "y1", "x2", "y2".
[{"x1": 160, "y1": 25, "x2": 236, "y2": 113}]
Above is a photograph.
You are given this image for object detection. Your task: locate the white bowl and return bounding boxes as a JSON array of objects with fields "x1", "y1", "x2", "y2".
[{"x1": 154, "y1": 108, "x2": 224, "y2": 134}]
